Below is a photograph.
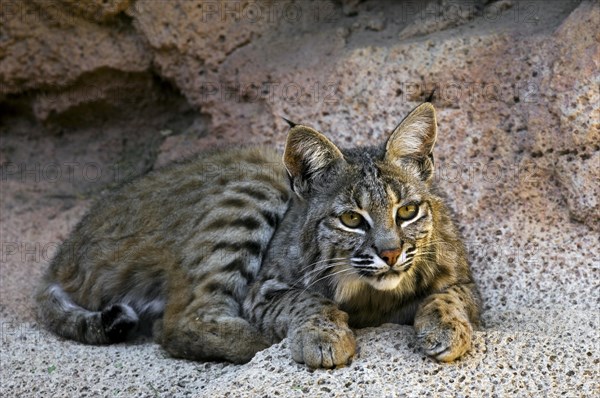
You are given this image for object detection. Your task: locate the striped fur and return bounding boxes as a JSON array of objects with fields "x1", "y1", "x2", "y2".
[{"x1": 37, "y1": 103, "x2": 480, "y2": 368}]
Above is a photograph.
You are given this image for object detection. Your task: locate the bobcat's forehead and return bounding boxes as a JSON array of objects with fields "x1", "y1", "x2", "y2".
[{"x1": 341, "y1": 158, "x2": 420, "y2": 222}]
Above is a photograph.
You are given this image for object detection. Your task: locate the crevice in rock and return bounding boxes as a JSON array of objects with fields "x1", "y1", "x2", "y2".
[{"x1": 0, "y1": 67, "x2": 208, "y2": 196}]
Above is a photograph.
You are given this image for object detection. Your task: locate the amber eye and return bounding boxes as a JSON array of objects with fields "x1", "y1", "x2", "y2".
[
  {"x1": 397, "y1": 204, "x2": 419, "y2": 221},
  {"x1": 340, "y1": 212, "x2": 364, "y2": 228}
]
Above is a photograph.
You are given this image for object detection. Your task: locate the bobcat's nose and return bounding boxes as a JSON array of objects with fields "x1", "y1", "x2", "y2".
[{"x1": 379, "y1": 248, "x2": 402, "y2": 267}]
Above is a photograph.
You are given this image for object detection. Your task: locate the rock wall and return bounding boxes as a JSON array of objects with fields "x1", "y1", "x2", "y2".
[{"x1": 1, "y1": 0, "x2": 598, "y2": 231}]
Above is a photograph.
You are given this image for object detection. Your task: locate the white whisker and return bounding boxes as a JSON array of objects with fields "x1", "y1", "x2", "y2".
[
  {"x1": 301, "y1": 268, "x2": 353, "y2": 294},
  {"x1": 290, "y1": 261, "x2": 348, "y2": 288},
  {"x1": 298, "y1": 257, "x2": 348, "y2": 273}
]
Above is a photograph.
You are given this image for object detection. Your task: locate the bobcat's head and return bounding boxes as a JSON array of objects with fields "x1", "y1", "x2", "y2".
[{"x1": 284, "y1": 103, "x2": 442, "y2": 294}]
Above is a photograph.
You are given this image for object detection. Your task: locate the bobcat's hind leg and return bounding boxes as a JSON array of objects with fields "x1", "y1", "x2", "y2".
[
  {"x1": 157, "y1": 281, "x2": 269, "y2": 363},
  {"x1": 160, "y1": 315, "x2": 269, "y2": 363}
]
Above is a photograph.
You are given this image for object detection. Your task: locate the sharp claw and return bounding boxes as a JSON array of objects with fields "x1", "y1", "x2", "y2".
[
  {"x1": 427, "y1": 344, "x2": 450, "y2": 357},
  {"x1": 429, "y1": 341, "x2": 442, "y2": 351}
]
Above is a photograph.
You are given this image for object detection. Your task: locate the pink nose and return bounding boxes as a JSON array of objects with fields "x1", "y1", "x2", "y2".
[{"x1": 379, "y1": 248, "x2": 402, "y2": 266}]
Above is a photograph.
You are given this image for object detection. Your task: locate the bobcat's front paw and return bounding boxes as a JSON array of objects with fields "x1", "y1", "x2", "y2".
[
  {"x1": 414, "y1": 312, "x2": 473, "y2": 362},
  {"x1": 289, "y1": 310, "x2": 356, "y2": 369}
]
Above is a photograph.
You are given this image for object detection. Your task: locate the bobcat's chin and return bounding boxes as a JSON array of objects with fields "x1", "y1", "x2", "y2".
[{"x1": 365, "y1": 273, "x2": 402, "y2": 291}]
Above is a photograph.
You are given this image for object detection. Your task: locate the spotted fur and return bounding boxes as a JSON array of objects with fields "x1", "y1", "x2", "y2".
[{"x1": 36, "y1": 103, "x2": 480, "y2": 368}]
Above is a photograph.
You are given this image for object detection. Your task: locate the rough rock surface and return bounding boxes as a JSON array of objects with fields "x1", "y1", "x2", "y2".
[{"x1": 1, "y1": 0, "x2": 598, "y2": 397}]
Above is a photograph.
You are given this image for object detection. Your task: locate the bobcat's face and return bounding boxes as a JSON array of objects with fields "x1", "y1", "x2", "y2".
[
  {"x1": 313, "y1": 157, "x2": 435, "y2": 291},
  {"x1": 284, "y1": 102, "x2": 439, "y2": 294}
]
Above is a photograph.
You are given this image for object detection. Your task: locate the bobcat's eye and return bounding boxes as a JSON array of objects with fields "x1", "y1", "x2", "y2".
[
  {"x1": 397, "y1": 204, "x2": 419, "y2": 221},
  {"x1": 340, "y1": 212, "x2": 364, "y2": 228}
]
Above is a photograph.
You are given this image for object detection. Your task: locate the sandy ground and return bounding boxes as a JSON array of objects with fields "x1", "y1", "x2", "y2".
[{"x1": 1, "y1": 114, "x2": 598, "y2": 397}]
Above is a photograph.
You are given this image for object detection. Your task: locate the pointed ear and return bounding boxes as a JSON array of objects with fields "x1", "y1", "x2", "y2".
[
  {"x1": 385, "y1": 103, "x2": 437, "y2": 181},
  {"x1": 283, "y1": 125, "x2": 344, "y2": 197}
]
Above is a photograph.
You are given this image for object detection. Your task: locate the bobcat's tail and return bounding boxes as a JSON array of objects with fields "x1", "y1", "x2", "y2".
[{"x1": 36, "y1": 283, "x2": 138, "y2": 344}]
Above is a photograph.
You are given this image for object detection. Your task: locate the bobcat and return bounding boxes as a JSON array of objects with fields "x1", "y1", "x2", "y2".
[{"x1": 36, "y1": 103, "x2": 481, "y2": 368}]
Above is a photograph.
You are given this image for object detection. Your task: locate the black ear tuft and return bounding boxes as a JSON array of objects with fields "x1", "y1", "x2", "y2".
[
  {"x1": 424, "y1": 89, "x2": 436, "y2": 103},
  {"x1": 282, "y1": 117, "x2": 297, "y2": 128}
]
